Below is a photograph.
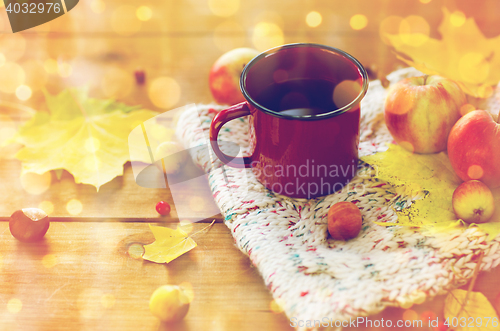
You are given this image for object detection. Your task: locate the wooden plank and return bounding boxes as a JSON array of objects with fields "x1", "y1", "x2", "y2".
[
  {"x1": 0, "y1": 158, "x2": 222, "y2": 220},
  {"x1": 0, "y1": 222, "x2": 292, "y2": 331}
]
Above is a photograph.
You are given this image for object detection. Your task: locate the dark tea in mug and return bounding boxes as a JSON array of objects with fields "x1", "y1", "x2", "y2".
[{"x1": 254, "y1": 78, "x2": 338, "y2": 116}]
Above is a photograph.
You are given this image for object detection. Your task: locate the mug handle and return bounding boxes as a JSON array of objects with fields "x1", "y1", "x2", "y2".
[{"x1": 209, "y1": 102, "x2": 253, "y2": 168}]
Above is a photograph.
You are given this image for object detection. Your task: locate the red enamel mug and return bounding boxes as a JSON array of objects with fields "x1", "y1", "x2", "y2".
[{"x1": 209, "y1": 43, "x2": 369, "y2": 199}]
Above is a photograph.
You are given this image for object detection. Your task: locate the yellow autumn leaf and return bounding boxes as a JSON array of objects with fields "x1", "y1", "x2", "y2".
[
  {"x1": 361, "y1": 144, "x2": 500, "y2": 237},
  {"x1": 385, "y1": 8, "x2": 500, "y2": 97},
  {"x1": 444, "y1": 289, "x2": 499, "y2": 330},
  {"x1": 11, "y1": 88, "x2": 167, "y2": 190},
  {"x1": 143, "y1": 224, "x2": 197, "y2": 264}
]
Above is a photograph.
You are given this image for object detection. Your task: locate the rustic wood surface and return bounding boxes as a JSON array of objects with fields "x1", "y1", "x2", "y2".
[{"x1": 1, "y1": 0, "x2": 500, "y2": 330}]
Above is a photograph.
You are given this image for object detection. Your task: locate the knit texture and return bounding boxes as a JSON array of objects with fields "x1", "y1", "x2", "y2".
[{"x1": 176, "y1": 68, "x2": 500, "y2": 330}]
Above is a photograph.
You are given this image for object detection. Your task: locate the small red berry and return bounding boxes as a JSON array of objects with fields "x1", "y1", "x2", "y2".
[
  {"x1": 156, "y1": 201, "x2": 171, "y2": 216},
  {"x1": 134, "y1": 70, "x2": 146, "y2": 85}
]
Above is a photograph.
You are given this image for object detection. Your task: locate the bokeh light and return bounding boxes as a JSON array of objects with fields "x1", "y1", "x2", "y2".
[
  {"x1": 350, "y1": 14, "x2": 368, "y2": 30},
  {"x1": 460, "y1": 103, "x2": 475, "y2": 116},
  {"x1": 20, "y1": 171, "x2": 52, "y2": 195},
  {"x1": 111, "y1": 5, "x2": 141, "y2": 36},
  {"x1": 23, "y1": 60, "x2": 48, "y2": 91},
  {"x1": 0, "y1": 115, "x2": 20, "y2": 160},
  {"x1": 254, "y1": 11, "x2": 284, "y2": 29},
  {"x1": 7, "y1": 299, "x2": 22, "y2": 313},
  {"x1": 101, "y1": 294, "x2": 116, "y2": 309},
  {"x1": 208, "y1": 0, "x2": 239, "y2": 17},
  {"x1": 421, "y1": 310, "x2": 437, "y2": 322},
  {"x1": 477, "y1": 84, "x2": 493, "y2": 98},
  {"x1": 66, "y1": 199, "x2": 83, "y2": 216},
  {"x1": 136, "y1": 6, "x2": 152, "y2": 21},
  {"x1": 39, "y1": 201, "x2": 55, "y2": 215},
  {"x1": 189, "y1": 196, "x2": 205, "y2": 212},
  {"x1": 402, "y1": 309, "x2": 419, "y2": 322},
  {"x1": 306, "y1": 11, "x2": 322, "y2": 28},
  {"x1": 0, "y1": 34, "x2": 26, "y2": 61},
  {"x1": 42, "y1": 254, "x2": 58, "y2": 268},
  {"x1": 15, "y1": 85, "x2": 32, "y2": 101},
  {"x1": 77, "y1": 289, "x2": 105, "y2": 319},
  {"x1": 44, "y1": 58, "x2": 59, "y2": 74},
  {"x1": 467, "y1": 165, "x2": 484, "y2": 180},
  {"x1": 213, "y1": 20, "x2": 245, "y2": 52},
  {"x1": 179, "y1": 220, "x2": 194, "y2": 234},
  {"x1": 450, "y1": 10, "x2": 466, "y2": 27},
  {"x1": 127, "y1": 243, "x2": 145, "y2": 259},
  {"x1": 57, "y1": 61, "x2": 73, "y2": 78},
  {"x1": 154, "y1": 141, "x2": 185, "y2": 174},
  {"x1": 101, "y1": 67, "x2": 133, "y2": 99},
  {"x1": 270, "y1": 298, "x2": 285, "y2": 313},
  {"x1": 252, "y1": 22, "x2": 284, "y2": 52},
  {"x1": 148, "y1": 77, "x2": 181, "y2": 109},
  {"x1": 379, "y1": 15, "x2": 404, "y2": 44},
  {"x1": 458, "y1": 53, "x2": 489, "y2": 84},
  {"x1": 0, "y1": 116, "x2": 16, "y2": 147},
  {"x1": 399, "y1": 15, "x2": 430, "y2": 47},
  {"x1": 0, "y1": 62, "x2": 25, "y2": 93},
  {"x1": 90, "y1": 0, "x2": 105, "y2": 14},
  {"x1": 179, "y1": 282, "x2": 194, "y2": 303},
  {"x1": 419, "y1": 0, "x2": 432, "y2": 3},
  {"x1": 333, "y1": 80, "x2": 362, "y2": 109}
]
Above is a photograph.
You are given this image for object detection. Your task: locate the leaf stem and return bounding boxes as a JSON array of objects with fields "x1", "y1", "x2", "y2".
[
  {"x1": 0, "y1": 100, "x2": 37, "y2": 116},
  {"x1": 68, "y1": 90, "x2": 90, "y2": 120},
  {"x1": 189, "y1": 219, "x2": 216, "y2": 238},
  {"x1": 457, "y1": 251, "x2": 484, "y2": 317}
]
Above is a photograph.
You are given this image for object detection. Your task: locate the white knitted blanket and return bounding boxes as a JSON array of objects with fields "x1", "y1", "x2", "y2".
[{"x1": 176, "y1": 68, "x2": 500, "y2": 330}]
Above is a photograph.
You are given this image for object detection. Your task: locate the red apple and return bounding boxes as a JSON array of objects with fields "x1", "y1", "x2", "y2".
[
  {"x1": 9, "y1": 208, "x2": 50, "y2": 242},
  {"x1": 448, "y1": 110, "x2": 500, "y2": 188},
  {"x1": 209, "y1": 48, "x2": 260, "y2": 105},
  {"x1": 384, "y1": 75, "x2": 466, "y2": 154},
  {"x1": 452, "y1": 180, "x2": 495, "y2": 224}
]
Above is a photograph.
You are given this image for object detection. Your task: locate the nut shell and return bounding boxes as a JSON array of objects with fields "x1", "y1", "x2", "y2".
[
  {"x1": 327, "y1": 202, "x2": 362, "y2": 240},
  {"x1": 9, "y1": 208, "x2": 50, "y2": 242}
]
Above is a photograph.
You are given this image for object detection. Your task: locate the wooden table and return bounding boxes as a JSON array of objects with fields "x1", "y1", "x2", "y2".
[{"x1": 1, "y1": 0, "x2": 500, "y2": 330}]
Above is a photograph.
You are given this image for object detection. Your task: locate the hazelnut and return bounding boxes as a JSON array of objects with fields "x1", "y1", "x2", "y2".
[{"x1": 327, "y1": 201, "x2": 362, "y2": 240}]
